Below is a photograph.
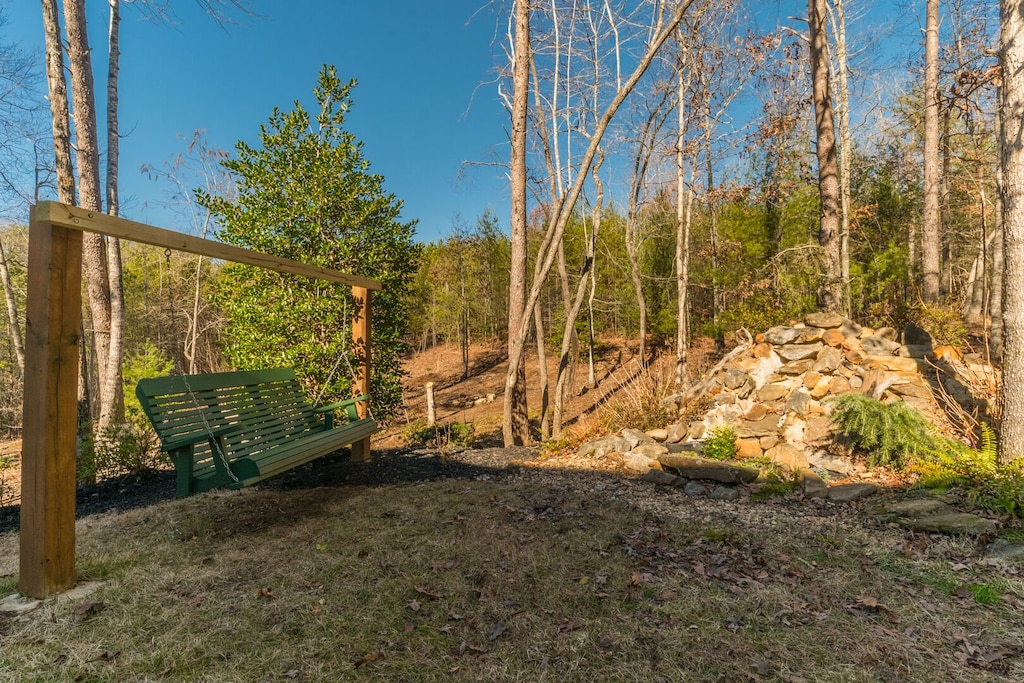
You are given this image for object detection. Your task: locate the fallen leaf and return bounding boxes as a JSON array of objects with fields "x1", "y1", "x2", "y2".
[
  {"x1": 414, "y1": 586, "x2": 443, "y2": 600},
  {"x1": 351, "y1": 650, "x2": 384, "y2": 668},
  {"x1": 404, "y1": 622, "x2": 416, "y2": 633},
  {"x1": 407, "y1": 600, "x2": 421, "y2": 612},
  {"x1": 284, "y1": 670, "x2": 300, "y2": 678},
  {"x1": 256, "y1": 588, "x2": 275, "y2": 601},
  {"x1": 91, "y1": 650, "x2": 119, "y2": 663},
  {"x1": 488, "y1": 622, "x2": 507, "y2": 641},
  {"x1": 74, "y1": 601, "x2": 105, "y2": 621}
]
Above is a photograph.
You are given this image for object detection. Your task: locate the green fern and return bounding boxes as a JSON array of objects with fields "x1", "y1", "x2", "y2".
[
  {"x1": 913, "y1": 424, "x2": 1024, "y2": 520},
  {"x1": 826, "y1": 394, "x2": 936, "y2": 470}
]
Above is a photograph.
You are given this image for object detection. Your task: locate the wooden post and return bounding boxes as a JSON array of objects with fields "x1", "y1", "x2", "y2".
[
  {"x1": 20, "y1": 208, "x2": 83, "y2": 597},
  {"x1": 425, "y1": 382, "x2": 436, "y2": 426},
  {"x1": 350, "y1": 286, "x2": 372, "y2": 461}
]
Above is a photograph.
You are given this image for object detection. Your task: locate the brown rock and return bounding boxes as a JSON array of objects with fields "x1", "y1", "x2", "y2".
[
  {"x1": 799, "y1": 327, "x2": 825, "y2": 343},
  {"x1": 803, "y1": 371, "x2": 823, "y2": 389},
  {"x1": 827, "y1": 376, "x2": 851, "y2": 395},
  {"x1": 844, "y1": 348, "x2": 866, "y2": 364},
  {"x1": 778, "y1": 360, "x2": 816, "y2": 375},
  {"x1": 863, "y1": 356, "x2": 925, "y2": 373},
  {"x1": 891, "y1": 381, "x2": 933, "y2": 400},
  {"x1": 658, "y1": 454, "x2": 760, "y2": 484},
  {"x1": 778, "y1": 343, "x2": 824, "y2": 362},
  {"x1": 764, "y1": 326, "x2": 801, "y2": 345},
  {"x1": 759, "y1": 434, "x2": 779, "y2": 449},
  {"x1": 735, "y1": 438, "x2": 763, "y2": 460},
  {"x1": 826, "y1": 483, "x2": 879, "y2": 503},
  {"x1": 687, "y1": 421, "x2": 706, "y2": 439},
  {"x1": 665, "y1": 423, "x2": 688, "y2": 444},
  {"x1": 736, "y1": 414, "x2": 782, "y2": 438},
  {"x1": 646, "y1": 428, "x2": 669, "y2": 442},
  {"x1": 822, "y1": 328, "x2": 845, "y2": 347},
  {"x1": 800, "y1": 468, "x2": 828, "y2": 498},
  {"x1": 809, "y1": 377, "x2": 832, "y2": 400},
  {"x1": 805, "y1": 312, "x2": 845, "y2": 329},
  {"x1": 803, "y1": 416, "x2": 832, "y2": 443},
  {"x1": 632, "y1": 442, "x2": 670, "y2": 459},
  {"x1": 752, "y1": 342, "x2": 773, "y2": 359},
  {"x1": 875, "y1": 326, "x2": 899, "y2": 341},
  {"x1": 813, "y1": 346, "x2": 844, "y2": 373},
  {"x1": 765, "y1": 443, "x2": 809, "y2": 471},
  {"x1": 743, "y1": 403, "x2": 770, "y2": 421},
  {"x1": 757, "y1": 383, "x2": 790, "y2": 402}
]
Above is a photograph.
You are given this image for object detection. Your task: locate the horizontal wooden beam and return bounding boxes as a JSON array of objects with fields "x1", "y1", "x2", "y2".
[{"x1": 35, "y1": 201, "x2": 382, "y2": 291}]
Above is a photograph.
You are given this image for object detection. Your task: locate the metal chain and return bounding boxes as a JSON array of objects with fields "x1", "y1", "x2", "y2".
[{"x1": 180, "y1": 371, "x2": 240, "y2": 484}]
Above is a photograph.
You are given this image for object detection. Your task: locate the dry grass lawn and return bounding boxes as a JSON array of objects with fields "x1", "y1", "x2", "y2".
[{"x1": 2, "y1": 463, "x2": 1023, "y2": 682}]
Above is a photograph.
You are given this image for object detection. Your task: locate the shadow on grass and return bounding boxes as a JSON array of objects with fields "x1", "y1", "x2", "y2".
[{"x1": 0, "y1": 447, "x2": 535, "y2": 535}]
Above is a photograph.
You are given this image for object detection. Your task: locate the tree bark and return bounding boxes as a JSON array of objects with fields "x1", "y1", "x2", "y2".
[
  {"x1": 504, "y1": 0, "x2": 531, "y2": 446},
  {"x1": 675, "y1": 56, "x2": 689, "y2": 387},
  {"x1": 826, "y1": 0, "x2": 853, "y2": 315},
  {"x1": 104, "y1": 0, "x2": 126, "y2": 424},
  {"x1": 0, "y1": 237, "x2": 24, "y2": 374},
  {"x1": 999, "y1": 0, "x2": 1024, "y2": 461},
  {"x1": 808, "y1": 0, "x2": 842, "y2": 313},
  {"x1": 923, "y1": 0, "x2": 942, "y2": 303}
]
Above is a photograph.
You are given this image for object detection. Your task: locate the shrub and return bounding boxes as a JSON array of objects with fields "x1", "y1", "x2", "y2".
[
  {"x1": 826, "y1": 394, "x2": 935, "y2": 470},
  {"x1": 404, "y1": 421, "x2": 475, "y2": 450},
  {"x1": 702, "y1": 425, "x2": 737, "y2": 461}
]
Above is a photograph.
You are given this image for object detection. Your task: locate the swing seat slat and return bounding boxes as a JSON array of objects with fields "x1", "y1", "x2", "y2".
[{"x1": 136, "y1": 368, "x2": 376, "y2": 497}]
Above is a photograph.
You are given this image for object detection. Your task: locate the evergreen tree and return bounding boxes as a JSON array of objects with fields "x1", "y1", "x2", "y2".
[{"x1": 198, "y1": 66, "x2": 419, "y2": 419}]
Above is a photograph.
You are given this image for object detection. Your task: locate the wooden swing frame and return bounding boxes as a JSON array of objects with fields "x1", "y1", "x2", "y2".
[{"x1": 19, "y1": 201, "x2": 381, "y2": 597}]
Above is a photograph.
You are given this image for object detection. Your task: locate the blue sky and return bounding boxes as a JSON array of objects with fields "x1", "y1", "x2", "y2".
[{"x1": 4, "y1": 0, "x2": 511, "y2": 242}]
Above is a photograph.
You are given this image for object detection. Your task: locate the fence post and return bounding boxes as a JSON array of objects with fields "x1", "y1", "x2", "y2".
[
  {"x1": 20, "y1": 206, "x2": 83, "y2": 597},
  {"x1": 351, "y1": 286, "x2": 372, "y2": 461}
]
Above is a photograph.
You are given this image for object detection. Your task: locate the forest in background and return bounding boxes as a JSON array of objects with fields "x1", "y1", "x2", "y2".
[{"x1": 0, "y1": 1, "x2": 1014, "y2": 467}]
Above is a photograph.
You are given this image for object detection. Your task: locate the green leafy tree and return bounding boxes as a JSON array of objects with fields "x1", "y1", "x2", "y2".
[{"x1": 198, "y1": 66, "x2": 419, "y2": 420}]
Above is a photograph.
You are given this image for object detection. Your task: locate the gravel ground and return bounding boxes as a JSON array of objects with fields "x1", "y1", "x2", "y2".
[{"x1": 0, "y1": 446, "x2": 541, "y2": 534}]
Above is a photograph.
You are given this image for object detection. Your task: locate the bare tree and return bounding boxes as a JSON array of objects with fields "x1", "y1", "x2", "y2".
[
  {"x1": 501, "y1": 0, "x2": 698, "y2": 446},
  {"x1": 808, "y1": 0, "x2": 843, "y2": 312},
  {"x1": 923, "y1": 0, "x2": 942, "y2": 303},
  {"x1": 999, "y1": 0, "x2": 1024, "y2": 461}
]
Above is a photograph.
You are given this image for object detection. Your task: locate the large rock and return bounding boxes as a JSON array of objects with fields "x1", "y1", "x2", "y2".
[
  {"x1": 777, "y1": 359, "x2": 816, "y2": 375},
  {"x1": 785, "y1": 388, "x2": 813, "y2": 416},
  {"x1": 798, "y1": 327, "x2": 825, "y2": 343},
  {"x1": 622, "y1": 428, "x2": 654, "y2": 449},
  {"x1": 642, "y1": 469, "x2": 681, "y2": 486},
  {"x1": 622, "y1": 451, "x2": 658, "y2": 473},
  {"x1": 735, "y1": 438, "x2": 763, "y2": 460},
  {"x1": 765, "y1": 443, "x2": 809, "y2": 471},
  {"x1": 799, "y1": 468, "x2": 828, "y2": 498},
  {"x1": 658, "y1": 454, "x2": 761, "y2": 484},
  {"x1": 757, "y1": 383, "x2": 790, "y2": 402},
  {"x1": 577, "y1": 435, "x2": 630, "y2": 459},
  {"x1": 778, "y1": 343, "x2": 824, "y2": 362},
  {"x1": 646, "y1": 428, "x2": 669, "y2": 442},
  {"x1": 841, "y1": 319, "x2": 863, "y2": 338},
  {"x1": 807, "y1": 451, "x2": 854, "y2": 475},
  {"x1": 736, "y1": 414, "x2": 782, "y2": 438},
  {"x1": 862, "y1": 356, "x2": 925, "y2": 373},
  {"x1": 812, "y1": 346, "x2": 844, "y2": 373},
  {"x1": 805, "y1": 312, "x2": 845, "y2": 329},
  {"x1": 802, "y1": 416, "x2": 832, "y2": 443},
  {"x1": 861, "y1": 335, "x2": 901, "y2": 356},
  {"x1": 875, "y1": 326, "x2": 899, "y2": 341},
  {"x1": 870, "y1": 497, "x2": 999, "y2": 536},
  {"x1": 826, "y1": 483, "x2": 878, "y2": 503},
  {"x1": 665, "y1": 423, "x2": 688, "y2": 444},
  {"x1": 764, "y1": 325, "x2": 801, "y2": 346},
  {"x1": 903, "y1": 323, "x2": 933, "y2": 345},
  {"x1": 631, "y1": 442, "x2": 669, "y2": 459},
  {"x1": 822, "y1": 328, "x2": 846, "y2": 347}
]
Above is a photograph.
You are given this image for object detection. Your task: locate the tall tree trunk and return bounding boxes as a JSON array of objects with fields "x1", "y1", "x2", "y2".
[
  {"x1": 534, "y1": 303, "x2": 550, "y2": 439},
  {"x1": 552, "y1": 149, "x2": 603, "y2": 437},
  {"x1": 504, "y1": 0, "x2": 531, "y2": 446},
  {"x1": 808, "y1": 0, "x2": 842, "y2": 313},
  {"x1": 923, "y1": 0, "x2": 942, "y2": 303},
  {"x1": 104, "y1": 0, "x2": 126, "y2": 425},
  {"x1": 991, "y1": 190, "x2": 1005, "y2": 360},
  {"x1": 827, "y1": 0, "x2": 853, "y2": 316},
  {"x1": 64, "y1": 0, "x2": 122, "y2": 433},
  {"x1": 675, "y1": 59, "x2": 688, "y2": 386},
  {"x1": 999, "y1": 0, "x2": 1024, "y2": 461},
  {"x1": 0, "y1": 237, "x2": 24, "y2": 375}
]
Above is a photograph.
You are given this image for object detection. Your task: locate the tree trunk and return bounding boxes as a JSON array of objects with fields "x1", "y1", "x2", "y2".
[
  {"x1": 999, "y1": 0, "x2": 1024, "y2": 461},
  {"x1": 923, "y1": 0, "x2": 942, "y2": 303},
  {"x1": 0, "y1": 237, "x2": 24, "y2": 374},
  {"x1": 675, "y1": 60, "x2": 688, "y2": 387},
  {"x1": 504, "y1": 0, "x2": 531, "y2": 446},
  {"x1": 808, "y1": 0, "x2": 842, "y2": 313},
  {"x1": 826, "y1": 0, "x2": 853, "y2": 316},
  {"x1": 552, "y1": 149, "x2": 603, "y2": 438}
]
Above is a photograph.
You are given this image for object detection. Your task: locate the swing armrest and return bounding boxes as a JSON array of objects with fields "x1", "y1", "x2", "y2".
[
  {"x1": 315, "y1": 395, "x2": 370, "y2": 425},
  {"x1": 160, "y1": 423, "x2": 243, "y2": 452}
]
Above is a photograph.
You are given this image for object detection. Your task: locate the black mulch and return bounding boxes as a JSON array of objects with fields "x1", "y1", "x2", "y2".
[{"x1": 0, "y1": 446, "x2": 540, "y2": 535}]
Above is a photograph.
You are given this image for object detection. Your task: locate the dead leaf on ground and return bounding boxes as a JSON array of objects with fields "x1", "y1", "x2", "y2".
[
  {"x1": 351, "y1": 650, "x2": 385, "y2": 668},
  {"x1": 414, "y1": 586, "x2": 443, "y2": 600},
  {"x1": 256, "y1": 587, "x2": 275, "y2": 601},
  {"x1": 74, "y1": 601, "x2": 105, "y2": 621},
  {"x1": 488, "y1": 621, "x2": 507, "y2": 641},
  {"x1": 407, "y1": 599, "x2": 421, "y2": 612}
]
